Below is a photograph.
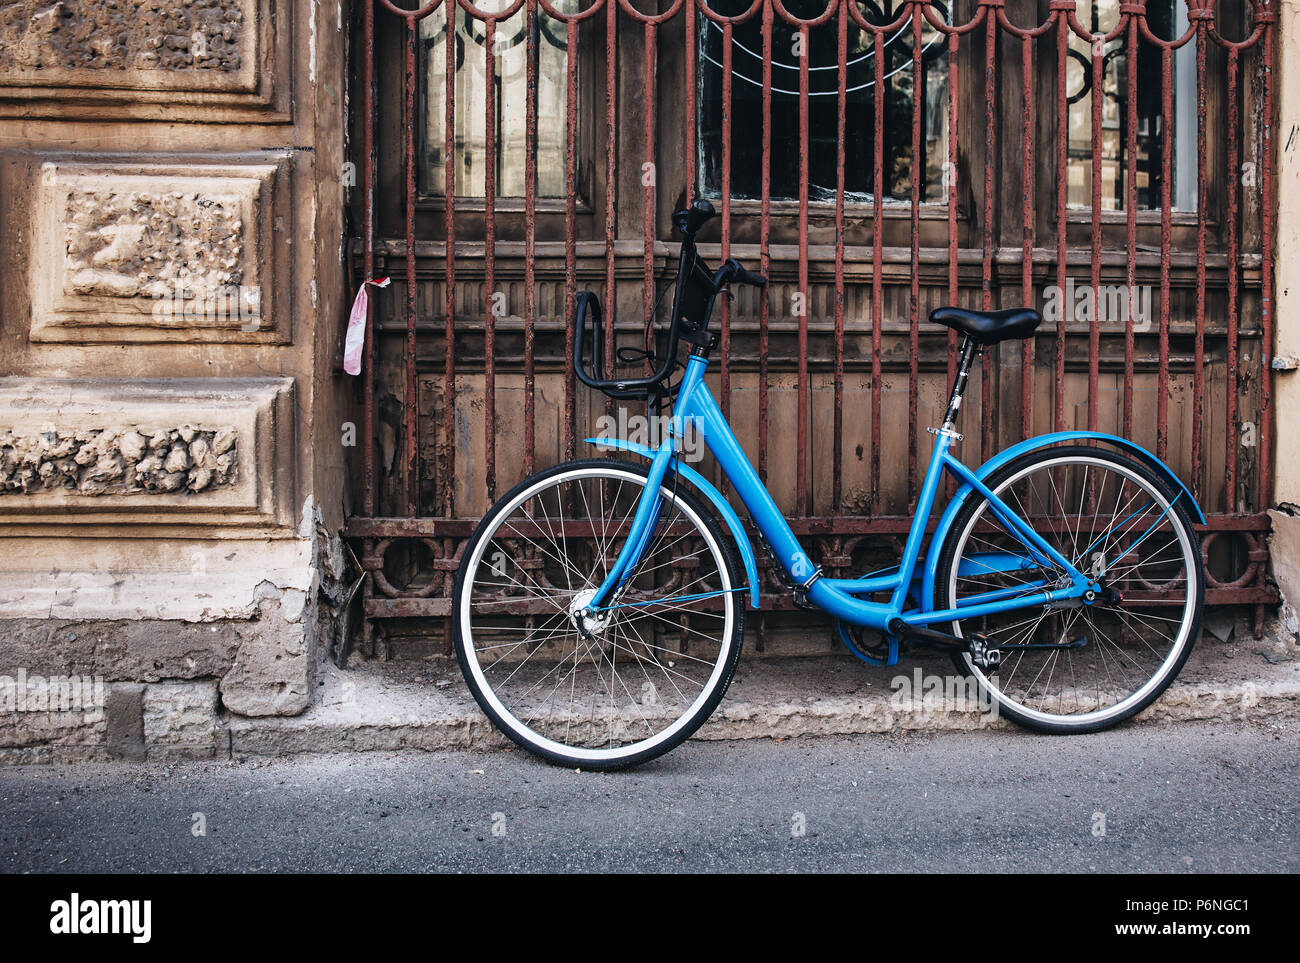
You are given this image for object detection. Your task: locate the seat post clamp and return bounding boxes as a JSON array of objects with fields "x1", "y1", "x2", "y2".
[{"x1": 927, "y1": 425, "x2": 964, "y2": 441}]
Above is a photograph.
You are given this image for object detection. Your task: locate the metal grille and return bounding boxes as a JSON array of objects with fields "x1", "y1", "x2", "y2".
[{"x1": 346, "y1": 0, "x2": 1278, "y2": 657}]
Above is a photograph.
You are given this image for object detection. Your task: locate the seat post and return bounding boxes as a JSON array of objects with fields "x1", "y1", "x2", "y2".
[{"x1": 940, "y1": 336, "x2": 978, "y2": 432}]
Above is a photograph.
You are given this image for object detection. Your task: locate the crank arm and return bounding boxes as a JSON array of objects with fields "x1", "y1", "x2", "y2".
[{"x1": 887, "y1": 619, "x2": 967, "y2": 652}]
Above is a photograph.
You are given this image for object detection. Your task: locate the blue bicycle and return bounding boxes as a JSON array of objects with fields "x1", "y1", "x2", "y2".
[{"x1": 453, "y1": 199, "x2": 1206, "y2": 769}]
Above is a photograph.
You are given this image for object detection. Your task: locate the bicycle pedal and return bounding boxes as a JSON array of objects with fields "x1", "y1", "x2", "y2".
[{"x1": 968, "y1": 632, "x2": 1002, "y2": 670}]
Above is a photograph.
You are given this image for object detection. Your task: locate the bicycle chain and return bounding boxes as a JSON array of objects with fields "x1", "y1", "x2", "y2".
[{"x1": 754, "y1": 533, "x2": 820, "y2": 610}]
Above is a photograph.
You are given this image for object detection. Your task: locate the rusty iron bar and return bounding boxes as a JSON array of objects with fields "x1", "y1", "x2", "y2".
[
  {"x1": 362, "y1": 0, "x2": 376, "y2": 518},
  {"x1": 758, "y1": 0, "x2": 772, "y2": 487},
  {"x1": 870, "y1": 24, "x2": 883, "y2": 516},
  {"x1": 347, "y1": 510, "x2": 1279, "y2": 541},
  {"x1": 908, "y1": 6, "x2": 922, "y2": 498},
  {"x1": 1192, "y1": 14, "x2": 1208, "y2": 505},
  {"x1": 832, "y1": 3, "x2": 847, "y2": 516},
  {"x1": 642, "y1": 21, "x2": 658, "y2": 385},
  {"x1": 980, "y1": 5, "x2": 995, "y2": 464},
  {"x1": 1157, "y1": 44, "x2": 1172, "y2": 461},
  {"x1": 442, "y1": 4, "x2": 457, "y2": 518},
  {"x1": 485, "y1": 16, "x2": 499, "y2": 505},
  {"x1": 404, "y1": 14, "x2": 419, "y2": 517},
  {"x1": 564, "y1": 15, "x2": 579, "y2": 464},
  {"x1": 685, "y1": 8, "x2": 697, "y2": 203},
  {"x1": 1123, "y1": 5, "x2": 1137, "y2": 440},
  {"x1": 604, "y1": 0, "x2": 617, "y2": 424},
  {"x1": 1052, "y1": 0, "x2": 1068, "y2": 436},
  {"x1": 721, "y1": 20, "x2": 734, "y2": 425},
  {"x1": 525, "y1": 0, "x2": 539, "y2": 479},
  {"x1": 1018, "y1": 33, "x2": 1034, "y2": 441},
  {"x1": 1087, "y1": 24, "x2": 1101, "y2": 435},
  {"x1": 797, "y1": 22, "x2": 811, "y2": 515},
  {"x1": 946, "y1": 25, "x2": 960, "y2": 416},
  {"x1": 1257, "y1": 0, "x2": 1275, "y2": 516},
  {"x1": 1225, "y1": 47, "x2": 1240, "y2": 512}
]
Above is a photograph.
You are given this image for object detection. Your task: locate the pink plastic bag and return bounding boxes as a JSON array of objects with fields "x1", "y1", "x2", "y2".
[{"x1": 344, "y1": 277, "x2": 390, "y2": 375}]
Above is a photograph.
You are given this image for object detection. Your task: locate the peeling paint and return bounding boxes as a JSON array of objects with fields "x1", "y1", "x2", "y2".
[{"x1": 309, "y1": 0, "x2": 318, "y2": 83}]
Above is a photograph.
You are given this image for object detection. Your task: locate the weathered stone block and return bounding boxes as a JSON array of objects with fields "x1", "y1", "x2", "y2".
[
  {"x1": 105, "y1": 682, "x2": 145, "y2": 760},
  {"x1": 1, "y1": 425, "x2": 238, "y2": 496},
  {"x1": 0, "y1": 0, "x2": 257, "y2": 88},
  {"x1": 29, "y1": 156, "x2": 293, "y2": 344},
  {"x1": 0, "y1": 619, "x2": 241, "y2": 682},
  {"x1": 0, "y1": 706, "x2": 106, "y2": 749},
  {"x1": 143, "y1": 681, "x2": 219, "y2": 755},
  {"x1": 218, "y1": 582, "x2": 316, "y2": 717}
]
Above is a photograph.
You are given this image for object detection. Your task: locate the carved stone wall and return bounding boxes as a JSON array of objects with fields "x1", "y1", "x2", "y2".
[
  {"x1": 65, "y1": 189, "x2": 245, "y2": 299},
  {"x1": 0, "y1": 377, "x2": 293, "y2": 526},
  {"x1": 0, "y1": 0, "x2": 285, "y2": 121},
  {"x1": 0, "y1": 425, "x2": 238, "y2": 496},
  {"x1": 0, "y1": 1, "x2": 251, "y2": 81},
  {"x1": 29, "y1": 156, "x2": 293, "y2": 343},
  {"x1": 0, "y1": 0, "x2": 350, "y2": 747}
]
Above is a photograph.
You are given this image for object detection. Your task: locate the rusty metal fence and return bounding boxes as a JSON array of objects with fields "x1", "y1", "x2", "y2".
[{"x1": 345, "y1": 0, "x2": 1277, "y2": 657}]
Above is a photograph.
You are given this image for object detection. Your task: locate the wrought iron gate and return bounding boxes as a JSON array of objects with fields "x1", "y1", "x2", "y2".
[{"x1": 345, "y1": 0, "x2": 1278, "y2": 658}]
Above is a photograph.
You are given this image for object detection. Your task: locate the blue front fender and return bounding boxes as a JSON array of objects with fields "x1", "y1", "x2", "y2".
[
  {"x1": 921, "y1": 431, "x2": 1205, "y2": 609},
  {"x1": 585, "y1": 438, "x2": 761, "y2": 608}
]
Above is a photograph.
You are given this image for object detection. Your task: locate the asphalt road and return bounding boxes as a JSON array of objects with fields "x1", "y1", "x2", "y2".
[{"x1": 0, "y1": 719, "x2": 1295, "y2": 873}]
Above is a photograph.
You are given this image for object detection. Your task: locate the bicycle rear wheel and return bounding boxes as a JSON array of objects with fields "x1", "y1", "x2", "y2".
[
  {"x1": 453, "y1": 459, "x2": 744, "y2": 769},
  {"x1": 935, "y1": 445, "x2": 1204, "y2": 733}
]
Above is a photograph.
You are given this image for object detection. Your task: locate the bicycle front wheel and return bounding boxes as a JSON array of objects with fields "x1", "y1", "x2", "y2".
[
  {"x1": 452, "y1": 459, "x2": 744, "y2": 769},
  {"x1": 935, "y1": 445, "x2": 1204, "y2": 733}
]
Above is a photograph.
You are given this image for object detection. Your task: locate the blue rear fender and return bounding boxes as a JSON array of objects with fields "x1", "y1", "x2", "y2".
[
  {"x1": 584, "y1": 438, "x2": 762, "y2": 608},
  {"x1": 921, "y1": 431, "x2": 1205, "y2": 610}
]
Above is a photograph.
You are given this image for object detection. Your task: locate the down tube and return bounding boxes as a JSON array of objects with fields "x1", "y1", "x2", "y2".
[
  {"x1": 684, "y1": 376, "x2": 811, "y2": 578},
  {"x1": 683, "y1": 368, "x2": 895, "y2": 630}
]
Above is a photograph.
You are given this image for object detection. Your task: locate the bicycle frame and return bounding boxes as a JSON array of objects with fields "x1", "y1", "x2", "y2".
[{"x1": 585, "y1": 347, "x2": 1101, "y2": 635}]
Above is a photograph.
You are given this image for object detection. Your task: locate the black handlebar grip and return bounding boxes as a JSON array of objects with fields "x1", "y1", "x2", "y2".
[
  {"x1": 673, "y1": 198, "x2": 717, "y2": 238},
  {"x1": 739, "y1": 268, "x2": 767, "y2": 287}
]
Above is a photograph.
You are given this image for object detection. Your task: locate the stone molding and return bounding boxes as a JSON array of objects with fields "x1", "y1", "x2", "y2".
[{"x1": 0, "y1": 376, "x2": 295, "y2": 527}]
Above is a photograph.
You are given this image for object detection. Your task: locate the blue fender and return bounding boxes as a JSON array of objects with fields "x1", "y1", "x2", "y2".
[
  {"x1": 921, "y1": 431, "x2": 1206, "y2": 609},
  {"x1": 585, "y1": 438, "x2": 761, "y2": 609}
]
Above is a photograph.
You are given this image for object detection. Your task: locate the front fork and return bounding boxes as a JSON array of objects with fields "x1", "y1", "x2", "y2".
[{"x1": 583, "y1": 416, "x2": 690, "y2": 616}]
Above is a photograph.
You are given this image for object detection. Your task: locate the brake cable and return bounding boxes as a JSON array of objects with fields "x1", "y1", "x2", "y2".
[{"x1": 615, "y1": 282, "x2": 674, "y2": 369}]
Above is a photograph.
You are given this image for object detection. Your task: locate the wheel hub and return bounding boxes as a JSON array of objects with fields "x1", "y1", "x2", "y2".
[{"x1": 569, "y1": 588, "x2": 611, "y2": 639}]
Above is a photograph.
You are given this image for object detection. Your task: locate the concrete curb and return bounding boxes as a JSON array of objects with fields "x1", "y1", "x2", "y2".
[{"x1": 227, "y1": 640, "x2": 1300, "y2": 756}]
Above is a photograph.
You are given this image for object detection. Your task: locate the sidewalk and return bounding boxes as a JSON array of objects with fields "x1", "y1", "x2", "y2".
[{"x1": 227, "y1": 619, "x2": 1300, "y2": 756}]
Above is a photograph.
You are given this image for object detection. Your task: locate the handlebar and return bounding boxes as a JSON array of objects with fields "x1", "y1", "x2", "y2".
[
  {"x1": 574, "y1": 200, "x2": 768, "y2": 401},
  {"x1": 573, "y1": 291, "x2": 678, "y2": 400},
  {"x1": 716, "y1": 258, "x2": 768, "y2": 289}
]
